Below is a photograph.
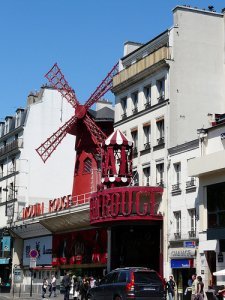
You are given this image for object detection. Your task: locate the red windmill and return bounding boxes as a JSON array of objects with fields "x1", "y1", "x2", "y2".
[{"x1": 36, "y1": 62, "x2": 118, "y2": 199}]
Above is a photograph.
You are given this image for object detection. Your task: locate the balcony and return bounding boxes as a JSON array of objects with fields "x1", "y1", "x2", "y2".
[
  {"x1": 174, "y1": 232, "x2": 181, "y2": 240},
  {"x1": 133, "y1": 147, "x2": 138, "y2": 158},
  {"x1": 113, "y1": 46, "x2": 170, "y2": 90},
  {"x1": 145, "y1": 101, "x2": 151, "y2": 109},
  {"x1": 157, "y1": 137, "x2": 165, "y2": 145},
  {"x1": 144, "y1": 142, "x2": 151, "y2": 150},
  {"x1": 157, "y1": 93, "x2": 165, "y2": 102},
  {"x1": 188, "y1": 230, "x2": 196, "y2": 238},
  {"x1": 121, "y1": 113, "x2": 127, "y2": 120},
  {"x1": 186, "y1": 177, "x2": 196, "y2": 193},
  {"x1": 157, "y1": 180, "x2": 164, "y2": 188},
  {"x1": 172, "y1": 183, "x2": 181, "y2": 195},
  {"x1": 0, "y1": 139, "x2": 23, "y2": 157},
  {"x1": 132, "y1": 107, "x2": 138, "y2": 115}
]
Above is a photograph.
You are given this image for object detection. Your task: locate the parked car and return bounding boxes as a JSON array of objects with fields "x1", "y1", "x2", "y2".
[{"x1": 88, "y1": 267, "x2": 165, "y2": 300}]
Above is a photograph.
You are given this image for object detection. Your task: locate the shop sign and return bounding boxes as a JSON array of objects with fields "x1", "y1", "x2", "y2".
[
  {"x1": 184, "y1": 241, "x2": 196, "y2": 248},
  {"x1": 171, "y1": 259, "x2": 192, "y2": 268},
  {"x1": 90, "y1": 186, "x2": 163, "y2": 225},
  {"x1": 0, "y1": 258, "x2": 9, "y2": 264},
  {"x1": 22, "y1": 194, "x2": 72, "y2": 220},
  {"x1": 2, "y1": 236, "x2": 11, "y2": 251},
  {"x1": 170, "y1": 248, "x2": 195, "y2": 258}
]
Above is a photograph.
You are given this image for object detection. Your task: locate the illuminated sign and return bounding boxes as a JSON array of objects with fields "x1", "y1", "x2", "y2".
[{"x1": 90, "y1": 186, "x2": 163, "y2": 225}]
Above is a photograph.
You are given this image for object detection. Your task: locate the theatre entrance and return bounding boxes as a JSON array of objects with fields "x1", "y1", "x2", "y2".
[{"x1": 110, "y1": 223, "x2": 162, "y2": 273}]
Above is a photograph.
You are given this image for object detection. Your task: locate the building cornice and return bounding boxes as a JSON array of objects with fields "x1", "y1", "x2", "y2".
[{"x1": 168, "y1": 139, "x2": 199, "y2": 156}]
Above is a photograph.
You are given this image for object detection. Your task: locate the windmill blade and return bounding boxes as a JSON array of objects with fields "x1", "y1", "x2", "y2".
[
  {"x1": 36, "y1": 115, "x2": 77, "y2": 163},
  {"x1": 85, "y1": 62, "x2": 119, "y2": 109},
  {"x1": 83, "y1": 114, "x2": 107, "y2": 153},
  {"x1": 45, "y1": 63, "x2": 79, "y2": 109}
]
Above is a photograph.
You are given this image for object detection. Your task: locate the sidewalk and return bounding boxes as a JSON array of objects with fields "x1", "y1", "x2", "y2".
[{"x1": 0, "y1": 293, "x2": 65, "y2": 300}]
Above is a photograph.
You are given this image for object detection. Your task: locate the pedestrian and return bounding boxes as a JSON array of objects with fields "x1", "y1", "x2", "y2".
[
  {"x1": 80, "y1": 277, "x2": 90, "y2": 300},
  {"x1": 72, "y1": 275, "x2": 80, "y2": 300},
  {"x1": 166, "y1": 275, "x2": 176, "y2": 300},
  {"x1": 49, "y1": 274, "x2": 57, "y2": 297},
  {"x1": 62, "y1": 271, "x2": 71, "y2": 300},
  {"x1": 191, "y1": 274, "x2": 198, "y2": 300},
  {"x1": 42, "y1": 277, "x2": 48, "y2": 299},
  {"x1": 196, "y1": 276, "x2": 204, "y2": 300}
]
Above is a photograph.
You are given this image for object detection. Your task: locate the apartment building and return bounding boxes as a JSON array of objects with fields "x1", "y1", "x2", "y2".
[
  {"x1": 188, "y1": 116, "x2": 225, "y2": 287},
  {"x1": 0, "y1": 86, "x2": 75, "y2": 289},
  {"x1": 112, "y1": 5, "x2": 225, "y2": 289}
]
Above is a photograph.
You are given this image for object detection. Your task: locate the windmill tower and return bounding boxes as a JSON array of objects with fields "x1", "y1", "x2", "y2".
[{"x1": 36, "y1": 63, "x2": 118, "y2": 198}]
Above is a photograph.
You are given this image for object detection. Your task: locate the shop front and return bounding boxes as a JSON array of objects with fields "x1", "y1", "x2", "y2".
[{"x1": 170, "y1": 246, "x2": 196, "y2": 298}]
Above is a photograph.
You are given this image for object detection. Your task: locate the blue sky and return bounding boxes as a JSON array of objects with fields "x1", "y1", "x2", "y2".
[{"x1": 0, "y1": 0, "x2": 224, "y2": 118}]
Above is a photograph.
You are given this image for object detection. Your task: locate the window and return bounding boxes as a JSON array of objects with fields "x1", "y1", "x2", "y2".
[
  {"x1": 10, "y1": 158, "x2": 16, "y2": 173},
  {"x1": 144, "y1": 85, "x2": 151, "y2": 108},
  {"x1": 156, "y1": 163, "x2": 164, "y2": 186},
  {"x1": 172, "y1": 162, "x2": 181, "y2": 191},
  {"x1": 15, "y1": 111, "x2": 21, "y2": 127},
  {"x1": 121, "y1": 97, "x2": 127, "y2": 119},
  {"x1": 0, "y1": 163, "x2": 3, "y2": 178},
  {"x1": 0, "y1": 123, "x2": 4, "y2": 138},
  {"x1": 131, "y1": 129, "x2": 138, "y2": 155},
  {"x1": 156, "y1": 119, "x2": 164, "y2": 144},
  {"x1": 188, "y1": 209, "x2": 196, "y2": 237},
  {"x1": 143, "y1": 166, "x2": 150, "y2": 186},
  {"x1": 207, "y1": 182, "x2": 225, "y2": 228},
  {"x1": 118, "y1": 271, "x2": 127, "y2": 283},
  {"x1": 156, "y1": 78, "x2": 165, "y2": 101},
  {"x1": 143, "y1": 124, "x2": 151, "y2": 149},
  {"x1": 132, "y1": 170, "x2": 139, "y2": 186},
  {"x1": 174, "y1": 211, "x2": 181, "y2": 238},
  {"x1": 8, "y1": 182, "x2": 14, "y2": 200},
  {"x1": 83, "y1": 158, "x2": 92, "y2": 173},
  {"x1": 4, "y1": 117, "x2": 12, "y2": 135},
  {"x1": 132, "y1": 91, "x2": 138, "y2": 114}
]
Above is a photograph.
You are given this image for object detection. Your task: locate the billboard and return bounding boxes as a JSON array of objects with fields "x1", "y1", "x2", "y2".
[{"x1": 23, "y1": 236, "x2": 52, "y2": 266}]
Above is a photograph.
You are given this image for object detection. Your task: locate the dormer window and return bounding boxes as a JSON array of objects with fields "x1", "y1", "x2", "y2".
[
  {"x1": 15, "y1": 108, "x2": 24, "y2": 128},
  {"x1": 4, "y1": 116, "x2": 12, "y2": 135},
  {"x1": 0, "y1": 122, "x2": 4, "y2": 138}
]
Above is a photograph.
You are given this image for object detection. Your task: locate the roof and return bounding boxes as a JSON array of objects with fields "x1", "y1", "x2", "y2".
[
  {"x1": 103, "y1": 130, "x2": 133, "y2": 146},
  {"x1": 88, "y1": 106, "x2": 114, "y2": 121}
]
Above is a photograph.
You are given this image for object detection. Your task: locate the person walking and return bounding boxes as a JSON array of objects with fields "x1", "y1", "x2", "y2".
[
  {"x1": 62, "y1": 271, "x2": 71, "y2": 300},
  {"x1": 196, "y1": 276, "x2": 204, "y2": 300},
  {"x1": 191, "y1": 274, "x2": 198, "y2": 300},
  {"x1": 42, "y1": 277, "x2": 48, "y2": 298},
  {"x1": 80, "y1": 277, "x2": 90, "y2": 300},
  {"x1": 49, "y1": 274, "x2": 57, "y2": 297},
  {"x1": 166, "y1": 275, "x2": 176, "y2": 300}
]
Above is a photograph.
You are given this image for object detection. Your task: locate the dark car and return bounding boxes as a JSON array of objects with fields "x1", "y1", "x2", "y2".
[{"x1": 88, "y1": 267, "x2": 165, "y2": 300}]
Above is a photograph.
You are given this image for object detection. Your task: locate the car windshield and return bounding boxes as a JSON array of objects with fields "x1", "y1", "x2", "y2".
[{"x1": 134, "y1": 272, "x2": 161, "y2": 284}]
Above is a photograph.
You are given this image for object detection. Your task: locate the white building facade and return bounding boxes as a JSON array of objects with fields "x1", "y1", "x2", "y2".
[
  {"x1": 112, "y1": 5, "x2": 225, "y2": 290},
  {"x1": 0, "y1": 86, "x2": 75, "y2": 290}
]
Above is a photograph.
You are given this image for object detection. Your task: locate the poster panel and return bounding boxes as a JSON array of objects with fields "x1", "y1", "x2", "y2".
[{"x1": 23, "y1": 235, "x2": 52, "y2": 266}]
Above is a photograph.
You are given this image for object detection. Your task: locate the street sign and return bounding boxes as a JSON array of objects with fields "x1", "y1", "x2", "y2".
[
  {"x1": 14, "y1": 268, "x2": 23, "y2": 283},
  {"x1": 29, "y1": 249, "x2": 39, "y2": 258},
  {"x1": 29, "y1": 257, "x2": 36, "y2": 268}
]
